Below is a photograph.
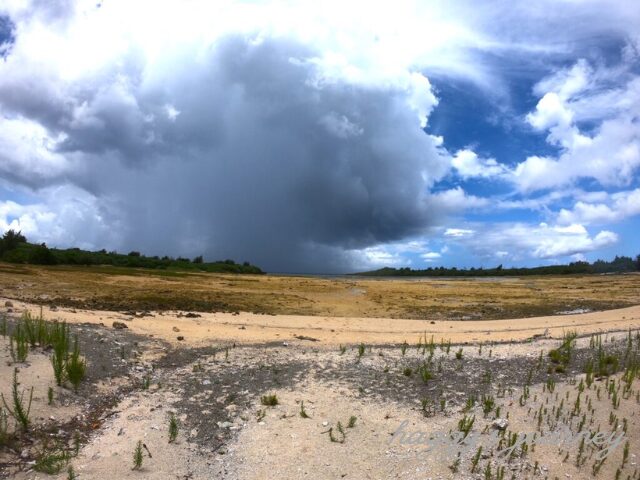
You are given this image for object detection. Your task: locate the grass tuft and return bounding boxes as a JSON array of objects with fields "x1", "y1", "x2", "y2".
[
  {"x1": 1, "y1": 368, "x2": 33, "y2": 431},
  {"x1": 261, "y1": 394, "x2": 278, "y2": 406}
]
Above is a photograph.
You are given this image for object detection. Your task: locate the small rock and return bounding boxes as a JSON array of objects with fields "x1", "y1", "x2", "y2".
[
  {"x1": 172, "y1": 326, "x2": 180, "y2": 332},
  {"x1": 112, "y1": 321, "x2": 128, "y2": 330},
  {"x1": 4, "y1": 301, "x2": 13, "y2": 307},
  {"x1": 177, "y1": 336, "x2": 185, "y2": 341},
  {"x1": 492, "y1": 418, "x2": 509, "y2": 430},
  {"x1": 185, "y1": 312, "x2": 201, "y2": 318}
]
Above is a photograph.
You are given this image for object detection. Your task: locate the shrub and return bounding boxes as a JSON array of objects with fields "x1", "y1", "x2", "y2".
[
  {"x1": 132, "y1": 440, "x2": 144, "y2": 470},
  {"x1": 261, "y1": 394, "x2": 278, "y2": 406},
  {"x1": 34, "y1": 446, "x2": 70, "y2": 474},
  {"x1": 51, "y1": 323, "x2": 70, "y2": 386},
  {"x1": 65, "y1": 336, "x2": 86, "y2": 392},
  {"x1": 10, "y1": 325, "x2": 29, "y2": 363},
  {"x1": 1, "y1": 368, "x2": 33, "y2": 431},
  {"x1": 29, "y1": 243, "x2": 57, "y2": 265},
  {"x1": 168, "y1": 413, "x2": 179, "y2": 443}
]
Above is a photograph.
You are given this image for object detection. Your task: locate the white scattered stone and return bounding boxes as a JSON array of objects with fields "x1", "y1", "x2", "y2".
[{"x1": 492, "y1": 418, "x2": 509, "y2": 430}]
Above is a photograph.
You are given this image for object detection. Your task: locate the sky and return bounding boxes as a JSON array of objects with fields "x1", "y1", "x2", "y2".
[{"x1": 0, "y1": 0, "x2": 639, "y2": 273}]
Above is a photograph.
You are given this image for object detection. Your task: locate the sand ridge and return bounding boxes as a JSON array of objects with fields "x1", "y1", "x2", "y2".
[{"x1": 4, "y1": 298, "x2": 640, "y2": 347}]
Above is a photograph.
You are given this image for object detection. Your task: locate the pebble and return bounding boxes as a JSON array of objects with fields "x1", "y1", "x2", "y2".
[{"x1": 492, "y1": 418, "x2": 509, "y2": 430}]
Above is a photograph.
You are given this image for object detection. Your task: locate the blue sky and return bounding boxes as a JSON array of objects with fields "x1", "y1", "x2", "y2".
[{"x1": 0, "y1": 1, "x2": 639, "y2": 272}]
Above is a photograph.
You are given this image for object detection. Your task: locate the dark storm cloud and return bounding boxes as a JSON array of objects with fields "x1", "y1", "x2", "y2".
[
  {"x1": 1, "y1": 35, "x2": 449, "y2": 272},
  {"x1": 0, "y1": 15, "x2": 15, "y2": 59}
]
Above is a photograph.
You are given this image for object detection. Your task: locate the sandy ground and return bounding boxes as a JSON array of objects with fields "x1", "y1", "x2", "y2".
[
  {"x1": 2, "y1": 281, "x2": 640, "y2": 479},
  {"x1": 0, "y1": 338, "x2": 81, "y2": 428},
  {"x1": 221, "y1": 374, "x2": 640, "y2": 480},
  {"x1": 8, "y1": 332, "x2": 638, "y2": 480},
  {"x1": 4, "y1": 297, "x2": 640, "y2": 347}
]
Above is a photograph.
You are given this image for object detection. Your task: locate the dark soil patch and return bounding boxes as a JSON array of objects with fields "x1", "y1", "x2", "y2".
[
  {"x1": 167, "y1": 350, "x2": 311, "y2": 451},
  {"x1": 314, "y1": 339, "x2": 635, "y2": 411}
]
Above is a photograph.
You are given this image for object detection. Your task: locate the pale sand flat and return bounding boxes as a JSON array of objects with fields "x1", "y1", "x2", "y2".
[{"x1": 5, "y1": 298, "x2": 640, "y2": 347}]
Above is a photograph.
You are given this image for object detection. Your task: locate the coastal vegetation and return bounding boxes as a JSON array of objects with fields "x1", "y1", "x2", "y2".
[{"x1": 0, "y1": 230, "x2": 263, "y2": 274}]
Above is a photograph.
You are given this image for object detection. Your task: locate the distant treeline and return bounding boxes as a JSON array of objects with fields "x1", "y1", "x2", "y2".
[
  {"x1": 0, "y1": 230, "x2": 263, "y2": 274},
  {"x1": 357, "y1": 255, "x2": 640, "y2": 277}
]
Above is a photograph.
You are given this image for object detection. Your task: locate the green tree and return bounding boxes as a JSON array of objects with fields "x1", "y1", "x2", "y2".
[
  {"x1": 29, "y1": 244, "x2": 57, "y2": 265},
  {"x1": 0, "y1": 229, "x2": 27, "y2": 255}
]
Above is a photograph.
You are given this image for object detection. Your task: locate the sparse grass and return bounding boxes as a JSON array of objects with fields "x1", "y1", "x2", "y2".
[
  {"x1": 1, "y1": 368, "x2": 33, "y2": 431},
  {"x1": 328, "y1": 425, "x2": 344, "y2": 443},
  {"x1": 261, "y1": 394, "x2": 278, "y2": 406},
  {"x1": 548, "y1": 330, "x2": 577, "y2": 372},
  {"x1": 418, "y1": 363, "x2": 433, "y2": 383},
  {"x1": 449, "y1": 453, "x2": 461, "y2": 473},
  {"x1": 455, "y1": 348, "x2": 463, "y2": 360},
  {"x1": 65, "y1": 335, "x2": 86, "y2": 392},
  {"x1": 471, "y1": 445, "x2": 482, "y2": 473},
  {"x1": 482, "y1": 394, "x2": 495, "y2": 417},
  {"x1": 299, "y1": 401, "x2": 310, "y2": 419},
  {"x1": 168, "y1": 412, "x2": 179, "y2": 443},
  {"x1": 34, "y1": 444, "x2": 71, "y2": 474},
  {"x1": 132, "y1": 440, "x2": 144, "y2": 470},
  {"x1": 51, "y1": 322, "x2": 70, "y2": 386},
  {"x1": 10, "y1": 324, "x2": 29, "y2": 363},
  {"x1": 1, "y1": 264, "x2": 639, "y2": 321},
  {"x1": 347, "y1": 415, "x2": 357, "y2": 428},
  {"x1": 0, "y1": 407, "x2": 9, "y2": 446},
  {"x1": 458, "y1": 414, "x2": 475, "y2": 438},
  {"x1": 67, "y1": 465, "x2": 77, "y2": 480}
]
